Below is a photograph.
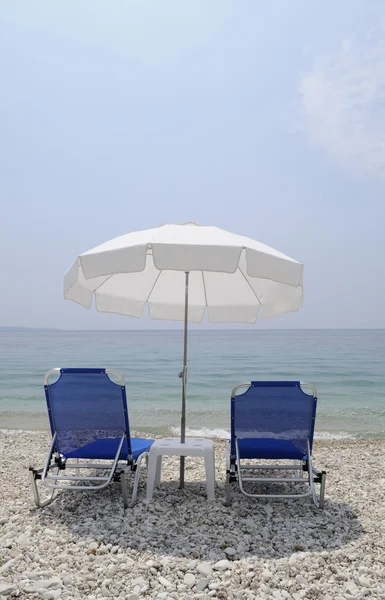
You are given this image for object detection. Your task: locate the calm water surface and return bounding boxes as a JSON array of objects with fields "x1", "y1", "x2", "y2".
[{"x1": 0, "y1": 330, "x2": 384, "y2": 438}]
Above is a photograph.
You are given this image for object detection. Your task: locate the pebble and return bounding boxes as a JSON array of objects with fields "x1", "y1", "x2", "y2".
[
  {"x1": 0, "y1": 558, "x2": 18, "y2": 574},
  {"x1": 88, "y1": 542, "x2": 98, "y2": 551},
  {"x1": 209, "y1": 583, "x2": 220, "y2": 590},
  {"x1": 132, "y1": 576, "x2": 146, "y2": 586},
  {"x1": 197, "y1": 562, "x2": 213, "y2": 578},
  {"x1": 358, "y1": 576, "x2": 371, "y2": 587},
  {"x1": 37, "y1": 577, "x2": 62, "y2": 590},
  {"x1": 42, "y1": 592, "x2": 62, "y2": 600},
  {"x1": 262, "y1": 569, "x2": 273, "y2": 580},
  {"x1": 0, "y1": 431, "x2": 384, "y2": 600},
  {"x1": 184, "y1": 573, "x2": 196, "y2": 587},
  {"x1": 196, "y1": 579, "x2": 209, "y2": 592},
  {"x1": 0, "y1": 584, "x2": 15, "y2": 596},
  {"x1": 214, "y1": 559, "x2": 233, "y2": 571},
  {"x1": 296, "y1": 574, "x2": 308, "y2": 586}
]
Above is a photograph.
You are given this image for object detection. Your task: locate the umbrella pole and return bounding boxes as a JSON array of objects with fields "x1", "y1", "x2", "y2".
[{"x1": 179, "y1": 271, "x2": 189, "y2": 489}]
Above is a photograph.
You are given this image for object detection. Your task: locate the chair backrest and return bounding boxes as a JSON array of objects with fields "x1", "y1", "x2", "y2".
[
  {"x1": 44, "y1": 368, "x2": 131, "y2": 459},
  {"x1": 231, "y1": 381, "x2": 317, "y2": 457}
]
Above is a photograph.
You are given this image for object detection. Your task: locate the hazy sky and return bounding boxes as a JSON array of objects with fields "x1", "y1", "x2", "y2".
[{"x1": 1, "y1": 0, "x2": 384, "y2": 330}]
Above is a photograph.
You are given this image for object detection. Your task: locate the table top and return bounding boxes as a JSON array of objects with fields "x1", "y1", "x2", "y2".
[{"x1": 151, "y1": 437, "x2": 214, "y2": 449}]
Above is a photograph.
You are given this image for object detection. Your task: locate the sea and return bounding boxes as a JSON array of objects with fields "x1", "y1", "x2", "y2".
[{"x1": 0, "y1": 330, "x2": 384, "y2": 439}]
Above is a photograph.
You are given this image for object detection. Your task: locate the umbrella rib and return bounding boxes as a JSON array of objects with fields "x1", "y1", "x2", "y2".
[
  {"x1": 238, "y1": 266, "x2": 262, "y2": 306},
  {"x1": 201, "y1": 271, "x2": 208, "y2": 307},
  {"x1": 93, "y1": 274, "x2": 113, "y2": 293},
  {"x1": 146, "y1": 270, "x2": 162, "y2": 303}
]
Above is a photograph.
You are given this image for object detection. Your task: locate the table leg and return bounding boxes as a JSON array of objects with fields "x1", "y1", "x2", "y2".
[
  {"x1": 204, "y1": 447, "x2": 215, "y2": 501},
  {"x1": 155, "y1": 455, "x2": 163, "y2": 488},
  {"x1": 145, "y1": 450, "x2": 158, "y2": 503}
]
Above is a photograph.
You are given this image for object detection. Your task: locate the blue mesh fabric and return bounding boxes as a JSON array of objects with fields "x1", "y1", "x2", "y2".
[
  {"x1": 232, "y1": 382, "x2": 316, "y2": 458},
  {"x1": 46, "y1": 370, "x2": 130, "y2": 459},
  {"x1": 64, "y1": 437, "x2": 153, "y2": 460}
]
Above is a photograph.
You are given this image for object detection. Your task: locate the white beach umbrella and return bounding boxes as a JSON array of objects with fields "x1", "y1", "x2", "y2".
[{"x1": 64, "y1": 222, "x2": 304, "y2": 486}]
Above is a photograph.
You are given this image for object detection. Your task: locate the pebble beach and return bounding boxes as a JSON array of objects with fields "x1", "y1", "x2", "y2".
[{"x1": 0, "y1": 431, "x2": 384, "y2": 600}]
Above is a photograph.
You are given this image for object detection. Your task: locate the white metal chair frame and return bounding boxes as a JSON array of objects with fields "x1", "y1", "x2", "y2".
[
  {"x1": 225, "y1": 382, "x2": 326, "y2": 508},
  {"x1": 29, "y1": 368, "x2": 149, "y2": 509}
]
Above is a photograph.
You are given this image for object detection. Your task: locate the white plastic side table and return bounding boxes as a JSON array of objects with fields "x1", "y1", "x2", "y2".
[{"x1": 145, "y1": 437, "x2": 215, "y2": 502}]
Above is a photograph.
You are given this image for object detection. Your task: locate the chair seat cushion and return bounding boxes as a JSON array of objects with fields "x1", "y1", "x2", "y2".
[
  {"x1": 237, "y1": 438, "x2": 307, "y2": 460},
  {"x1": 64, "y1": 437, "x2": 154, "y2": 461}
]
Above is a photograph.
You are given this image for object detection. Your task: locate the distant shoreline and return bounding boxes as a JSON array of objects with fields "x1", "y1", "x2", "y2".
[
  {"x1": 1, "y1": 327, "x2": 384, "y2": 332},
  {"x1": 0, "y1": 327, "x2": 61, "y2": 332}
]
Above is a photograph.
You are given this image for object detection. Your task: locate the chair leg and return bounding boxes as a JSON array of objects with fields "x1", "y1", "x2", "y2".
[
  {"x1": 120, "y1": 469, "x2": 129, "y2": 509},
  {"x1": 225, "y1": 441, "x2": 233, "y2": 506},
  {"x1": 298, "y1": 460, "x2": 304, "y2": 478},
  {"x1": 319, "y1": 471, "x2": 326, "y2": 509},
  {"x1": 225, "y1": 470, "x2": 232, "y2": 506},
  {"x1": 306, "y1": 442, "x2": 319, "y2": 508},
  {"x1": 129, "y1": 454, "x2": 146, "y2": 508},
  {"x1": 29, "y1": 467, "x2": 57, "y2": 508}
]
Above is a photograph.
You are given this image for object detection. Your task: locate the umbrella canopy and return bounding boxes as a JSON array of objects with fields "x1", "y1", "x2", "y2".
[
  {"x1": 64, "y1": 222, "x2": 304, "y2": 488},
  {"x1": 64, "y1": 223, "x2": 303, "y2": 322}
]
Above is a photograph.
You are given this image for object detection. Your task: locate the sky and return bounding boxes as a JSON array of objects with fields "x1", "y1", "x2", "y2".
[{"x1": 1, "y1": 0, "x2": 384, "y2": 330}]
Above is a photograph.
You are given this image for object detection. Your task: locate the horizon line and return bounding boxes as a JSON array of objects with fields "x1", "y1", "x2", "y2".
[{"x1": 1, "y1": 327, "x2": 385, "y2": 332}]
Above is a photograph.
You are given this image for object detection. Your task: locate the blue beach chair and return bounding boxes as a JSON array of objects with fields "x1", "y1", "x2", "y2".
[
  {"x1": 226, "y1": 381, "x2": 326, "y2": 507},
  {"x1": 29, "y1": 368, "x2": 154, "y2": 508}
]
